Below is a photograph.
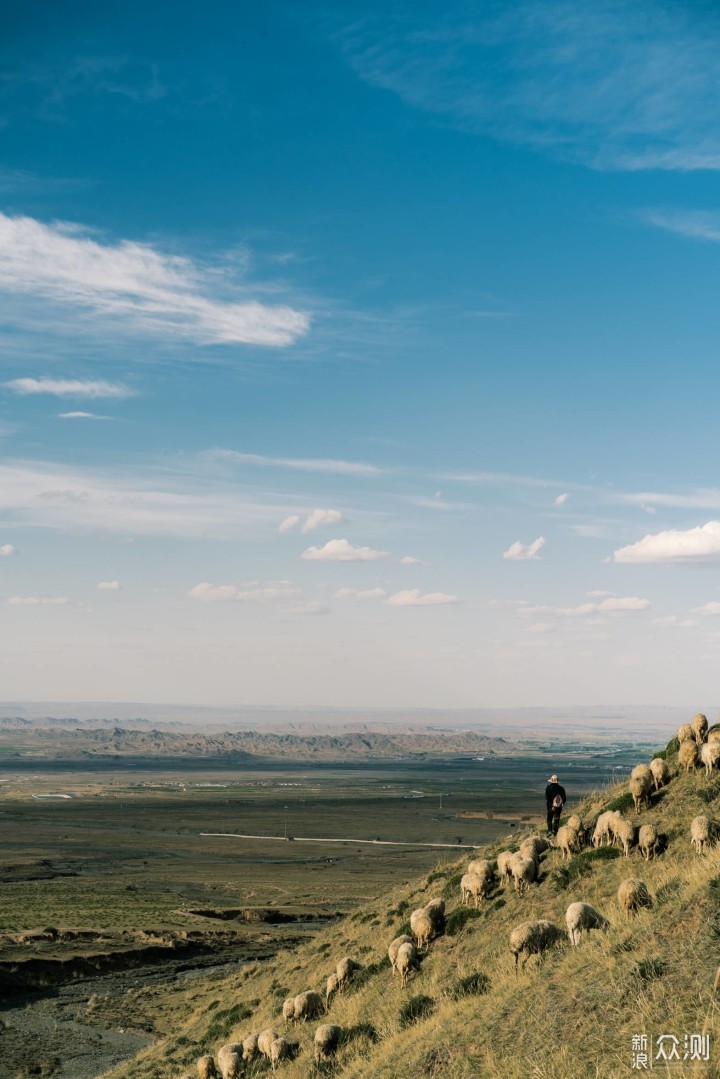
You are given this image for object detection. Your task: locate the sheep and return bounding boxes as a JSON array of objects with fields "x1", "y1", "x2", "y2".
[
  {"x1": 325, "y1": 971, "x2": 340, "y2": 1006},
  {"x1": 708, "y1": 728, "x2": 720, "y2": 744},
  {"x1": 314, "y1": 1024, "x2": 342, "y2": 1062},
  {"x1": 565, "y1": 902, "x2": 610, "y2": 946},
  {"x1": 518, "y1": 837, "x2": 550, "y2": 864},
  {"x1": 197, "y1": 1057, "x2": 218, "y2": 1079},
  {"x1": 592, "y1": 811, "x2": 614, "y2": 848},
  {"x1": 425, "y1": 897, "x2": 446, "y2": 933},
  {"x1": 269, "y1": 1037, "x2": 296, "y2": 1071},
  {"x1": 693, "y1": 713, "x2": 709, "y2": 744},
  {"x1": 460, "y1": 871, "x2": 486, "y2": 908},
  {"x1": 336, "y1": 957, "x2": 361, "y2": 989},
  {"x1": 678, "y1": 723, "x2": 694, "y2": 744},
  {"x1": 509, "y1": 919, "x2": 565, "y2": 970},
  {"x1": 629, "y1": 773, "x2": 652, "y2": 812},
  {"x1": 565, "y1": 815, "x2": 584, "y2": 836},
  {"x1": 617, "y1": 878, "x2": 653, "y2": 917},
  {"x1": 292, "y1": 990, "x2": 325, "y2": 1023},
  {"x1": 242, "y1": 1034, "x2": 259, "y2": 1062},
  {"x1": 614, "y1": 817, "x2": 635, "y2": 857},
  {"x1": 497, "y1": 850, "x2": 515, "y2": 882},
  {"x1": 649, "y1": 757, "x2": 669, "y2": 791},
  {"x1": 388, "y1": 934, "x2": 413, "y2": 976},
  {"x1": 217, "y1": 1044, "x2": 244, "y2": 1079},
  {"x1": 631, "y1": 763, "x2": 652, "y2": 783},
  {"x1": 282, "y1": 997, "x2": 295, "y2": 1025},
  {"x1": 509, "y1": 852, "x2": 536, "y2": 896},
  {"x1": 410, "y1": 907, "x2": 435, "y2": 948},
  {"x1": 396, "y1": 941, "x2": 420, "y2": 987},
  {"x1": 691, "y1": 814, "x2": 713, "y2": 855},
  {"x1": 638, "y1": 823, "x2": 660, "y2": 861},
  {"x1": 701, "y1": 741, "x2": 720, "y2": 777},
  {"x1": 607, "y1": 811, "x2": 626, "y2": 847},
  {"x1": 258, "y1": 1029, "x2": 281, "y2": 1060},
  {"x1": 679, "y1": 739, "x2": 699, "y2": 772},
  {"x1": 556, "y1": 824, "x2": 581, "y2": 861}
]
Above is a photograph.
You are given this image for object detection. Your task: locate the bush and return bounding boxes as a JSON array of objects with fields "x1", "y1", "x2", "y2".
[
  {"x1": 342, "y1": 1021, "x2": 379, "y2": 1046},
  {"x1": 205, "y1": 1002, "x2": 253, "y2": 1041},
  {"x1": 632, "y1": 958, "x2": 667, "y2": 982},
  {"x1": 441, "y1": 872, "x2": 463, "y2": 899},
  {"x1": 605, "y1": 792, "x2": 634, "y2": 813},
  {"x1": 452, "y1": 972, "x2": 490, "y2": 999},
  {"x1": 552, "y1": 847, "x2": 620, "y2": 891},
  {"x1": 399, "y1": 995, "x2": 435, "y2": 1027},
  {"x1": 426, "y1": 870, "x2": 448, "y2": 885},
  {"x1": 664, "y1": 736, "x2": 680, "y2": 756},
  {"x1": 445, "y1": 906, "x2": 483, "y2": 935},
  {"x1": 345, "y1": 956, "x2": 390, "y2": 993}
]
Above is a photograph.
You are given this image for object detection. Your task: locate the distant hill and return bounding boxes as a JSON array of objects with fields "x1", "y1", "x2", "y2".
[{"x1": 103, "y1": 723, "x2": 720, "y2": 1079}]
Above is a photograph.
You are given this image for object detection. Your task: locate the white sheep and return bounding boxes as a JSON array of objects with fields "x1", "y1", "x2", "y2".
[
  {"x1": 270, "y1": 1037, "x2": 295, "y2": 1071},
  {"x1": 518, "y1": 837, "x2": 550, "y2": 864},
  {"x1": 649, "y1": 757, "x2": 669, "y2": 791},
  {"x1": 677, "y1": 723, "x2": 694, "y2": 744},
  {"x1": 556, "y1": 824, "x2": 581, "y2": 861},
  {"x1": 388, "y1": 934, "x2": 413, "y2": 976},
  {"x1": 614, "y1": 817, "x2": 635, "y2": 857},
  {"x1": 565, "y1": 815, "x2": 584, "y2": 836},
  {"x1": 629, "y1": 773, "x2": 652, "y2": 813},
  {"x1": 425, "y1": 897, "x2": 446, "y2": 933},
  {"x1": 293, "y1": 990, "x2": 325, "y2": 1023},
  {"x1": 701, "y1": 741, "x2": 720, "y2": 777},
  {"x1": 336, "y1": 957, "x2": 361, "y2": 989},
  {"x1": 565, "y1": 902, "x2": 610, "y2": 945},
  {"x1": 410, "y1": 907, "x2": 435, "y2": 948},
  {"x1": 693, "y1": 713, "x2": 709, "y2": 744},
  {"x1": 509, "y1": 919, "x2": 565, "y2": 970},
  {"x1": 242, "y1": 1034, "x2": 259, "y2": 1062},
  {"x1": 691, "y1": 814, "x2": 713, "y2": 855},
  {"x1": 509, "y1": 852, "x2": 536, "y2": 896},
  {"x1": 217, "y1": 1044, "x2": 244, "y2": 1079},
  {"x1": 631, "y1": 763, "x2": 652, "y2": 783},
  {"x1": 325, "y1": 971, "x2": 340, "y2": 1006},
  {"x1": 258, "y1": 1029, "x2": 281, "y2": 1060},
  {"x1": 708, "y1": 728, "x2": 720, "y2": 744},
  {"x1": 617, "y1": 878, "x2": 653, "y2": 917},
  {"x1": 282, "y1": 997, "x2": 295, "y2": 1025},
  {"x1": 607, "y1": 810, "x2": 624, "y2": 846},
  {"x1": 460, "y1": 871, "x2": 486, "y2": 908},
  {"x1": 638, "y1": 823, "x2": 659, "y2": 861},
  {"x1": 314, "y1": 1024, "x2": 342, "y2": 1062},
  {"x1": 679, "y1": 740, "x2": 699, "y2": 772},
  {"x1": 592, "y1": 811, "x2": 614, "y2": 848},
  {"x1": 197, "y1": 1056, "x2": 218, "y2": 1079},
  {"x1": 396, "y1": 941, "x2": 420, "y2": 987},
  {"x1": 497, "y1": 850, "x2": 514, "y2": 882}
]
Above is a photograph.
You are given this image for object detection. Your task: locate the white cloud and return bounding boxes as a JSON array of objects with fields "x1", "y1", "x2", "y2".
[
  {"x1": 0, "y1": 544, "x2": 17, "y2": 556},
  {"x1": 502, "y1": 536, "x2": 545, "y2": 561},
  {"x1": 596, "y1": 596, "x2": 650, "y2": 612},
  {"x1": 399, "y1": 555, "x2": 428, "y2": 566},
  {"x1": 208, "y1": 450, "x2": 382, "y2": 476},
  {"x1": 521, "y1": 596, "x2": 650, "y2": 617},
  {"x1": 301, "y1": 508, "x2": 344, "y2": 533},
  {"x1": 334, "y1": 587, "x2": 387, "y2": 600},
  {"x1": 188, "y1": 581, "x2": 300, "y2": 603},
  {"x1": 97, "y1": 580, "x2": 121, "y2": 590},
  {"x1": 7, "y1": 594, "x2": 68, "y2": 606},
  {"x1": 0, "y1": 213, "x2": 309, "y2": 346},
  {"x1": 587, "y1": 590, "x2": 614, "y2": 597},
  {"x1": 554, "y1": 493, "x2": 570, "y2": 506},
  {"x1": 301, "y1": 538, "x2": 389, "y2": 562},
  {"x1": 640, "y1": 503, "x2": 657, "y2": 515},
  {"x1": 693, "y1": 602, "x2": 720, "y2": 615},
  {"x1": 6, "y1": 378, "x2": 133, "y2": 399},
  {"x1": 386, "y1": 589, "x2": 460, "y2": 607},
  {"x1": 59, "y1": 411, "x2": 111, "y2": 420},
  {"x1": 528, "y1": 622, "x2": 554, "y2": 634},
  {"x1": 614, "y1": 521, "x2": 720, "y2": 564},
  {"x1": 278, "y1": 515, "x2": 301, "y2": 534}
]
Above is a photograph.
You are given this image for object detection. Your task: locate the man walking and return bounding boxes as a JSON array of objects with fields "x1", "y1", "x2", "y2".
[{"x1": 545, "y1": 773, "x2": 566, "y2": 836}]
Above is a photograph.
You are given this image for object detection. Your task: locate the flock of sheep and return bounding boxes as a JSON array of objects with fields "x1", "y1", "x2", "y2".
[{"x1": 180, "y1": 713, "x2": 717, "y2": 1076}]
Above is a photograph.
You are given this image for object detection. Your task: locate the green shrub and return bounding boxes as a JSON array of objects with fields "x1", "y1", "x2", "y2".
[
  {"x1": 426, "y1": 870, "x2": 448, "y2": 885},
  {"x1": 441, "y1": 872, "x2": 463, "y2": 899},
  {"x1": 552, "y1": 847, "x2": 620, "y2": 891},
  {"x1": 452, "y1": 972, "x2": 490, "y2": 999},
  {"x1": 205, "y1": 1002, "x2": 253, "y2": 1041},
  {"x1": 445, "y1": 906, "x2": 483, "y2": 935},
  {"x1": 342, "y1": 1021, "x2": 379, "y2": 1045},
  {"x1": 664, "y1": 736, "x2": 679, "y2": 756},
  {"x1": 399, "y1": 994, "x2": 435, "y2": 1027},
  {"x1": 605, "y1": 792, "x2": 634, "y2": 813},
  {"x1": 345, "y1": 955, "x2": 390, "y2": 993}
]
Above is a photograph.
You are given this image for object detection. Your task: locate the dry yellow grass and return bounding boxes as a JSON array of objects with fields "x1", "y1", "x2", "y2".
[{"x1": 103, "y1": 742, "x2": 720, "y2": 1079}]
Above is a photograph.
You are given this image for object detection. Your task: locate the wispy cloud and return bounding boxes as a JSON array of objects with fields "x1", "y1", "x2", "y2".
[
  {"x1": 336, "y1": 2, "x2": 720, "y2": 171},
  {"x1": 334, "y1": 586, "x2": 387, "y2": 600},
  {"x1": 554, "y1": 492, "x2": 570, "y2": 506},
  {"x1": 6, "y1": 377, "x2": 134, "y2": 399},
  {"x1": 614, "y1": 521, "x2": 720, "y2": 565},
  {"x1": 520, "y1": 596, "x2": 650, "y2": 617},
  {"x1": 188, "y1": 581, "x2": 301, "y2": 603},
  {"x1": 386, "y1": 589, "x2": 460, "y2": 607},
  {"x1": 97, "y1": 580, "x2": 121, "y2": 590},
  {"x1": 645, "y1": 210, "x2": 720, "y2": 243},
  {"x1": 502, "y1": 536, "x2": 545, "y2": 561},
  {"x1": 0, "y1": 214, "x2": 309, "y2": 346},
  {"x1": 0, "y1": 544, "x2": 17, "y2": 556},
  {"x1": 301, "y1": 538, "x2": 389, "y2": 562},
  {"x1": 207, "y1": 449, "x2": 382, "y2": 476},
  {"x1": 7, "y1": 594, "x2": 69, "y2": 606},
  {"x1": 278, "y1": 508, "x2": 345, "y2": 533},
  {"x1": 59, "y1": 411, "x2": 112, "y2": 420}
]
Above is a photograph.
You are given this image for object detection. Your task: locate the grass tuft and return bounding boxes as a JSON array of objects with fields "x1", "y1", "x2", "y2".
[
  {"x1": 399, "y1": 994, "x2": 435, "y2": 1028},
  {"x1": 552, "y1": 846, "x2": 620, "y2": 891},
  {"x1": 605, "y1": 792, "x2": 634, "y2": 813},
  {"x1": 445, "y1": 906, "x2": 483, "y2": 935},
  {"x1": 452, "y1": 971, "x2": 490, "y2": 999}
]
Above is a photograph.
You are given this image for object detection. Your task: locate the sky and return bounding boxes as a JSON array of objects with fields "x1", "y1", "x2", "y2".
[{"x1": 3, "y1": 0, "x2": 720, "y2": 708}]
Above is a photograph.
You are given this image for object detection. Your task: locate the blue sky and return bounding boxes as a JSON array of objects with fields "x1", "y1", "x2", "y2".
[{"x1": 4, "y1": 0, "x2": 720, "y2": 707}]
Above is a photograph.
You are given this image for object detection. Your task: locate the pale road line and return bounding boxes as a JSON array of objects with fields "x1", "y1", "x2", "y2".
[{"x1": 199, "y1": 832, "x2": 481, "y2": 849}]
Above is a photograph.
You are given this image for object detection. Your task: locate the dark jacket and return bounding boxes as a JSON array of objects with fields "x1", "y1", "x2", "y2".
[{"x1": 545, "y1": 782, "x2": 566, "y2": 808}]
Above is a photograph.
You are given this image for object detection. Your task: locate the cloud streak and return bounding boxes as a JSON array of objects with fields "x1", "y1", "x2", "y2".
[
  {"x1": 301, "y1": 538, "x2": 389, "y2": 562},
  {"x1": 614, "y1": 521, "x2": 720, "y2": 564},
  {"x1": 6, "y1": 377, "x2": 133, "y2": 399},
  {"x1": 502, "y1": 536, "x2": 545, "y2": 561},
  {"x1": 208, "y1": 449, "x2": 382, "y2": 476}
]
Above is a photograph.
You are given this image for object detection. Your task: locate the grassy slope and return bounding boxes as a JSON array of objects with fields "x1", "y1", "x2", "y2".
[{"x1": 105, "y1": 737, "x2": 720, "y2": 1079}]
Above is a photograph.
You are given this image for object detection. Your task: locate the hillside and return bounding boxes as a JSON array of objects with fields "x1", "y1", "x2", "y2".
[{"x1": 101, "y1": 723, "x2": 720, "y2": 1079}]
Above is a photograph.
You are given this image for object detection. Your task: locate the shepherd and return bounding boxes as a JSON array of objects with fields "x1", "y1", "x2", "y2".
[{"x1": 545, "y1": 773, "x2": 566, "y2": 836}]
